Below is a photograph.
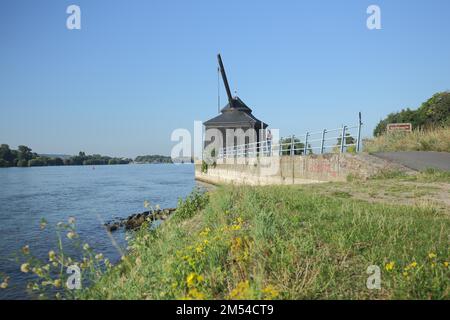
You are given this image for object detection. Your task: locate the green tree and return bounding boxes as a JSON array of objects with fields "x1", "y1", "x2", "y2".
[
  {"x1": 280, "y1": 137, "x2": 310, "y2": 155},
  {"x1": 0, "y1": 144, "x2": 14, "y2": 166},
  {"x1": 17, "y1": 159, "x2": 29, "y2": 167},
  {"x1": 28, "y1": 157, "x2": 47, "y2": 167},
  {"x1": 374, "y1": 91, "x2": 450, "y2": 136},
  {"x1": 17, "y1": 145, "x2": 34, "y2": 161},
  {"x1": 0, "y1": 159, "x2": 9, "y2": 167}
]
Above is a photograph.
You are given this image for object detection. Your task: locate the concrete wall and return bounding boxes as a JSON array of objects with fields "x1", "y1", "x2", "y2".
[{"x1": 195, "y1": 153, "x2": 409, "y2": 186}]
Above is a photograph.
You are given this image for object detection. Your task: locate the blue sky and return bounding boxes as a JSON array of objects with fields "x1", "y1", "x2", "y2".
[{"x1": 1, "y1": 0, "x2": 449, "y2": 157}]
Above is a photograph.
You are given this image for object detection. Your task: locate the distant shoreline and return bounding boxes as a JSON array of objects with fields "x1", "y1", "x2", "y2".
[
  {"x1": 0, "y1": 162, "x2": 196, "y2": 169},
  {"x1": 0, "y1": 144, "x2": 189, "y2": 168}
]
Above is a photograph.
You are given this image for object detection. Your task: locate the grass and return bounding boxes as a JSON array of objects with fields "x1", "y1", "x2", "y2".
[
  {"x1": 78, "y1": 179, "x2": 449, "y2": 300},
  {"x1": 369, "y1": 168, "x2": 450, "y2": 184},
  {"x1": 364, "y1": 127, "x2": 450, "y2": 153}
]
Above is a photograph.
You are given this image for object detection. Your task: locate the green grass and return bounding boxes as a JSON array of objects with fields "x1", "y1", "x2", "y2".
[
  {"x1": 78, "y1": 184, "x2": 449, "y2": 300},
  {"x1": 369, "y1": 168, "x2": 450, "y2": 184},
  {"x1": 364, "y1": 127, "x2": 450, "y2": 153}
]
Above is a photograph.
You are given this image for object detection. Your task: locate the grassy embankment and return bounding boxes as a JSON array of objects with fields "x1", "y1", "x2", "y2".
[
  {"x1": 364, "y1": 127, "x2": 450, "y2": 153},
  {"x1": 79, "y1": 169, "x2": 449, "y2": 300}
]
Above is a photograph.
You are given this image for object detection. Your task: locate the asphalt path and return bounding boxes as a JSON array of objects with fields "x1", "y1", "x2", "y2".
[{"x1": 372, "y1": 151, "x2": 450, "y2": 171}]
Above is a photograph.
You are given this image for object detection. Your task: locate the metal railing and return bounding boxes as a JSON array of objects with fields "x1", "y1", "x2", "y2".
[{"x1": 215, "y1": 113, "x2": 363, "y2": 160}]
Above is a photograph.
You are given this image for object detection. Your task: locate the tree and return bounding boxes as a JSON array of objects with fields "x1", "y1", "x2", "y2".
[
  {"x1": 334, "y1": 133, "x2": 356, "y2": 153},
  {"x1": 17, "y1": 159, "x2": 28, "y2": 167},
  {"x1": 374, "y1": 91, "x2": 450, "y2": 136},
  {"x1": 28, "y1": 157, "x2": 47, "y2": 167},
  {"x1": 280, "y1": 137, "x2": 311, "y2": 155},
  {"x1": 17, "y1": 145, "x2": 34, "y2": 161},
  {"x1": 0, "y1": 144, "x2": 15, "y2": 166},
  {"x1": 0, "y1": 159, "x2": 9, "y2": 167},
  {"x1": 46, "y1": 157, "x2": 64, "y2": 166}
]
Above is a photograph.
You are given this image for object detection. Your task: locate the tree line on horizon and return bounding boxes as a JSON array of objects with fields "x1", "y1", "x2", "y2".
[
  {"x1": 374, "y1": 91, "x2": 450, "y2": 136},
  {"x1": 0, "y1": 146, "x2": 174, "y2": 168}
]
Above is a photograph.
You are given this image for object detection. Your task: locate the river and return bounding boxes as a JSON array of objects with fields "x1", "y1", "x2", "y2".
[{"x1": 0, "y1": 164, "x2": 197, "y2": 299}]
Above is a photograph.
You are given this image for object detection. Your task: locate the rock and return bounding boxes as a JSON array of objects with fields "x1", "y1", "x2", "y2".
[
  {"x1": 105, "y1": 207, "x2": 177, "y2": 232},
  {"x1": 106, "y1": 223, "x2": 118, "y2": 232}
]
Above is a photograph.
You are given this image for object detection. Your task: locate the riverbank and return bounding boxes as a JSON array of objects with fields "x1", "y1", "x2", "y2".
[{"x1": 78, "y1": 169, "x2": 449, "y2": 299}]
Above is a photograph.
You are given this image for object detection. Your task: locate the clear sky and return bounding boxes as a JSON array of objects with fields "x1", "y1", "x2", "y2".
[{"x1": 1, "y1": 0, "x2": 449, "y2": 157}]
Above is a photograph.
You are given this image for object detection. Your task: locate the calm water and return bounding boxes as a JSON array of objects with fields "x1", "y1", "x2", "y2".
[{"x1": 0, "y1": 164, "x2": 197, "y2": 299}]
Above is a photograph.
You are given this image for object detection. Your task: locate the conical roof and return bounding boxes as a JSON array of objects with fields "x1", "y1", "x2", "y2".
[{"x1": 204, "y1": 96, "x2": 268, "y2": 129}]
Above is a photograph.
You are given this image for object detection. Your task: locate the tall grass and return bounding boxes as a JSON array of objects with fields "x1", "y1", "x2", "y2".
[
  {"x1": 364, "y1": 127, "x2": 450, "y2": 153},
  {"x1": 79, "y1": 185, "x2": 449, "y2": 300}
]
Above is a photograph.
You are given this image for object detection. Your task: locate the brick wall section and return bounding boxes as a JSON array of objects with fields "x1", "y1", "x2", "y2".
[{"x1": 194, "y1": 153, "x2": 410, "y2": 186}]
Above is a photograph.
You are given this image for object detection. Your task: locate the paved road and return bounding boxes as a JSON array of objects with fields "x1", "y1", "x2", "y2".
[{"x1": 372, "y1": 151, "x2": 450, "y2": 171}]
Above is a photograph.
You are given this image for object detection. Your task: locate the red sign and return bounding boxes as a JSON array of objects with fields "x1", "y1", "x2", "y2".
[{"x1": 387, "y1": 123, "x2": 412, "y2": 133}]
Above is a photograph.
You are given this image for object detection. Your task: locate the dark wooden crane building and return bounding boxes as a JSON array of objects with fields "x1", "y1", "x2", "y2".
[{"x1": 204, "y1": 54, "x2": 268, "y2": 156}]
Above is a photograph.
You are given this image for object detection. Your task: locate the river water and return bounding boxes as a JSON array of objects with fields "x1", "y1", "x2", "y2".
[{"x1": 0, "y1": 164, "x2": 197, "y2": 299}]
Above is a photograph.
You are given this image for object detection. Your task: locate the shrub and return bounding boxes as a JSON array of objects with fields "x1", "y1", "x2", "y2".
[
  {"x1": 174, "y1": 190, "x2": 209, "y2": 221},
  {"x1": 201, "y1": 160, "x2": 208, "y2": 173}
]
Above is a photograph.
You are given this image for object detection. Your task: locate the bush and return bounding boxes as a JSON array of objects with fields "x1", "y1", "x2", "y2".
[
  {"x1": 28, "y1": 157, "x2": 47, "y2": 167},
  {"x1": 201, "y1": 161, "x2": 208, "y2": 173},
  {"x1": 17, "y1": 159, "x2": 29, "y2": 167},
  {"x1": 174, "y1": 190, "x2": 209, "y2": 221},
  {"x1": 0, "y1": 159, "x2": 10, "y2": 167}
]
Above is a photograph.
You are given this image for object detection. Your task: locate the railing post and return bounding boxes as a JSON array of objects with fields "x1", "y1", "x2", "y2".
[
  {"x1": 290, "y1": 135, "x2": 294, "y2": 156},
  {"x1": 340, "y1": 125, "x2": 347, "y2": 153},
  {"x1": 356, "y1": 112, "x2": 362, "y2": 153},
  {"x1": 304, "y1": 132, "x2": 309, "y2": 155},
  {"x1": 320, "y1": 129, "x2": 326, "y2": 154}
]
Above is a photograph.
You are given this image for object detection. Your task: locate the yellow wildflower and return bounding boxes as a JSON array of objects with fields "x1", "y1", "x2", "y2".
[
  {"x1": 20, "y1": 263, "x2": 30, "y2": 273},
  {"x1": 53, "y1": 279, "x2": 62, "y2": 288},
  {"x1": 195, "y1": 246, "x2": 204, "y2": 254},
  {"x1": 262, "y1": 285, "x2": 279, "y2": 299},
  {"x1": 385, "y1": 261, "x2": 395, "y2": 271},
  {"x1": 48, "y1": 250, "x2": 56, "y2": 262},
  {"x1": 428, "y1": 252, "x2": 437, "y2": 259},
  {"x1": 229, "y1": 280, "x2": 251, "y2": 299},
  {"x1": 199, "y1": 227, "x2": 210, "y2": 237},
  {"x1": 231, "y1": 224, "x2": 241, "y2": 231},
  {"x1": 188, "y1": 288, "x2": 205, "y2": 300},
  {"x1": 186, "y1": 273, "x2": 196, "y2": 287},
  {"x1": 409, "y1": 261, "x2": 417, "y2": 268},
  {"x1": 444, "y1": 262, "x2": 449, "y2": 268}
]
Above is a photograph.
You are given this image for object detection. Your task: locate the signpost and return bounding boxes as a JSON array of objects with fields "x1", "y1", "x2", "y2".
[{"x1": 387, "y1": 123, "x2": 412, "y2": 133}]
